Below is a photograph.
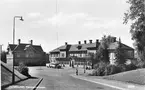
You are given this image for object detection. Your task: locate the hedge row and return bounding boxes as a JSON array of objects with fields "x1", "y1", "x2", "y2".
[{"x1": 92, "y1": 62, "x2": 137, "y2": 76}]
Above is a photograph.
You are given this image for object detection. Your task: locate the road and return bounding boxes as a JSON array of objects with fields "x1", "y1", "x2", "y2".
[{"x1": 28, "y1": 66, "x2": 119, "y2": 90}]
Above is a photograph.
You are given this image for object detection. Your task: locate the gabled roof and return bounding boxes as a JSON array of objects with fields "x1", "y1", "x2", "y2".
[
  {"x1": 50, "y1": 45, "x2": 65, "y2": 53},
  {"x1": 108, "y1": 42, "x2": 134, "y2": 50},
  {"x1": 8, "y1": 43, "x2": 44, "y2": 52}
]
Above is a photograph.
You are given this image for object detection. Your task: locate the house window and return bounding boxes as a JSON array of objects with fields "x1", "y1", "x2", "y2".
[
  {"x1": 127, "y1": 51, "x2": 134, "y2": 58},
  {"x1": 17, "y1": 54, "x2": 20, "y2": 57},
  {"x1": 26, "y1": 54, "x2": 29, "y2": 57},
  {"x1": 60, "y1": 52, "x2": 66, "y2": 58}
]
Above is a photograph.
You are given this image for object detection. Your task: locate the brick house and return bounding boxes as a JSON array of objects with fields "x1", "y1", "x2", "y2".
[
  {"x1": 6, "y1": 39, "x2": 46, "y2": 66},
  {"x1": 49, "y1": 37, "x2": 134, "y2": 66},
  {"x1": 49, "y1": 39, "x2": 100, "y2": 65},
  {"x1": 108, "y1": 38, "x2": 134, "y2": 65}
]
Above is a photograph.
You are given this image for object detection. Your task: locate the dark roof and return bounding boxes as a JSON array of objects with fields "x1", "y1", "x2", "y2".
[
  {"x1": 8, "y1": 43, "x2": 44, "y2": 52},
  {"x1": 50, "y1": 42, "x2": 99, "y2": 53},
  {"x1": 50, "y1": 41, "x2": 134, "y2": 53},
  {"x1": 108, "y1": 42, "x2": 134, "y2": 50}
]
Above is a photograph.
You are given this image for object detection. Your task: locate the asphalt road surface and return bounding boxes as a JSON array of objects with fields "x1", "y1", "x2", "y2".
[{"x1": 29, "y1": 66, "x2": 119, "y2": 90}]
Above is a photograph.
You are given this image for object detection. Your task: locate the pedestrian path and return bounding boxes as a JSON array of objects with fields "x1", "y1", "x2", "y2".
[{"x1": 4, "y1": 77, "x2": 43, "y2": 90}]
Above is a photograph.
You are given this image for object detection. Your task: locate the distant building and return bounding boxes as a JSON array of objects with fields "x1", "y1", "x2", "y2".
[
  {"x1": 49, "y1": 39, "x2": 100, "y2": 65},
  {"x1": 49, "y1": 37, "x2": 134, "y2": 65},
  {"x1": 6, "y1": 39, "x2": 46, "y2": 66}
]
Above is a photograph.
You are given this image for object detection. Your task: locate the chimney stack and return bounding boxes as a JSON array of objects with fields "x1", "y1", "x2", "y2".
[
  {"x1": 96, "y1": 39, "x2": 99, "y2": 47},
  {"x1": 30, "y1": 40, "x2": 33, "y2": 45},
  {"x1": 78, "y1": 41, "x2": 81, "y2": 44},
  {"x1": 18, "y1": 39, "x2": 21, "y2": 45},
  {"x1": 89, "y1": 40, "x2": 92, "y2": 44},
  {"x1": 84, "y1": 40, "x2": 87, "y2": 44},
  {"x1": 96, "y1": 39, "x2": 99, "y2": 43},
  {"x1": 65, "y1": 42, "x2": 68, "y2": 45}
]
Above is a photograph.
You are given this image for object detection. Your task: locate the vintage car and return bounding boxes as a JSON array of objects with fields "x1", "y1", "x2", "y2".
[{"x1": 46, "y1": 62, "x2": 61, "y2": 69}]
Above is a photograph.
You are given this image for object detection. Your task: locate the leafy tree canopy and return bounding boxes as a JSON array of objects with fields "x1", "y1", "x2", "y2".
[{"x1": 124, "y1": 0, "x2": 145, "y2": 66}]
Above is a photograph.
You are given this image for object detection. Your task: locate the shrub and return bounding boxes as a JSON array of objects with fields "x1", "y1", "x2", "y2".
[
  {"x1": 126, "y1": 63, "x2": 138, "y2": 71},
  {"x1": 137, "y1": 60, "x2": 145, "y2": 68},
  {"x1": 104, "y1": 65, "x2": 122, "y2": 75},
  {"x1": 17, "y1": 62, "x2": 31, "y2": 78},
  {"x1": 118, "y1": 64, "x2": 127, "y2": 72},
  {"x1": 92, "y1": 61, "x2": 108, "y2": 76}
]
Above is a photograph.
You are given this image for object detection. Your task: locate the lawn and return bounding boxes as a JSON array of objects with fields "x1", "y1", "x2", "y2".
[{"x1": 103, "y1": 68, "x2": 145, "y2": 85}]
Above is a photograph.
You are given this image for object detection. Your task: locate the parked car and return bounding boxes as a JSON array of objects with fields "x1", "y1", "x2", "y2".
[
  {"x1": 46, "y1": 62, "x2": 62, "y2": 69},
  {"x1": 46, "y1": 63, "x2": 55, "y2": 68}
]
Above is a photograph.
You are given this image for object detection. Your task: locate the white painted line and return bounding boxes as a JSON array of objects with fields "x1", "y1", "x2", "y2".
[{"x1": 71, "y1": 75, "x2": 129, "y2": 90}]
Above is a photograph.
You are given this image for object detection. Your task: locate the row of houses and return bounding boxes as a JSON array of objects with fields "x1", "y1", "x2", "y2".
[
  {"x1": 5, "y1": 37, "x2": 134, "y2": 66},
  {"x1": 49, "y1": 37, "x2": 134, "y2": 65}
]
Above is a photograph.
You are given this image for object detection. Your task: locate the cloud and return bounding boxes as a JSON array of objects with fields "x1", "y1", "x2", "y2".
[
  {"x1": 27, "y1": 12, "x2": 42, "y2": 18},
  {"x1": 83, "y1": 19, "x2": 119, "y2": 29},
  {"x1": 47, "y1": 12, "x2": 88, "y2": 26},
  {"x1": 33, "y1": 12, "x2": 126, "y2": 31}
]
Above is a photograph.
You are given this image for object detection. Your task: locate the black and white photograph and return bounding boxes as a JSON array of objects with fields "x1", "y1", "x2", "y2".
[{"x1": 0, "y1": 0, "x2": 145, "y2": 90}]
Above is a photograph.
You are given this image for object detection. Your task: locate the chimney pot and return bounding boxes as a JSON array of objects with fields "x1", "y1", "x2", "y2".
[
  {"x1": 30, "y1": 40, "x2": 33, "y2": 45},
  {"x1": 89, "y1": 40, "x2": 92, "y2": 44},
  {"x1": 84, "y1": 40, "x2": 87, "y2": 44},
  {"x1": 78, "y1": 41, "x2": 81, "y2": 44},
  {"x1": 18, "y1": 39, "x2": 21, "y2": 45},
  {"x1": 65, "y1": 42, "x2": 68, "y2": 45},
  {"x1": 96, "y1": 39, "x2": 99, "y2": 43}
]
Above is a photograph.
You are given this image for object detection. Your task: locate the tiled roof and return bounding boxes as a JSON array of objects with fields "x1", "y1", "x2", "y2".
[
  {"x1": 8, "y1": 43, "x2": 44, "y2": 52},
  {"x1": 69, "y1": 43, "x2": 97, "y2": 51},
  {"x1": 108, "y1": 42, "x2": 134, "y2": 50},
  {"x1": 50, "y1": 42, "x2": 99, "y2": 52},
  {"x1": 50, "y1": 41, "x2": 134, "y2": 53}
]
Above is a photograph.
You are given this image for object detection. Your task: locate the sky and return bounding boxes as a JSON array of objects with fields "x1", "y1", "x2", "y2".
[{"x1": 0, "y1": 0, "x2": 133, "y2": 52}]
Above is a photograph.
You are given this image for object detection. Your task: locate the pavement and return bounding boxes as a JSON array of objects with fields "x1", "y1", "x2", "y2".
[{"x1": 2, "y1": 77, "x2": 43, "y2": 90}]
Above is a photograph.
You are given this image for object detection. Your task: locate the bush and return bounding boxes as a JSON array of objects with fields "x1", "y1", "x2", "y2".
[
  {"x1": 92, "y1": 63, "x2": 123, "y2": 76},
  {"x1": 17, "y1": 62, "x2": 31, "y2": 78},
  {"x1": 118, "y1": 64, "x2": 127, "y2": 72},
  {"x1": 126, "y1": 63, "x2": 138, "y2": 71},
  {"x1": 104, "y1": 65, "x2": 122, "y2": 75},
  {"x1": 92, "y1": 62, "x2": 108, "y2": 76},
  {"x1": 92, "y1": 61, "x2": 138, "y2": 76}
]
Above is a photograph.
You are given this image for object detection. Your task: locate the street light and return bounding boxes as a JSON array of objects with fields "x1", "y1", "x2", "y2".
[
  {"x1": 13, "y1": 16, "x2": 24, "y2": 44},
  {"x1": 12, "y1": 16, "x2": 24, "y2": 84}
]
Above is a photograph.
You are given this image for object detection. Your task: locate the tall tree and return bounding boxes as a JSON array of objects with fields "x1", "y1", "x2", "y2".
[
  {"x1": 124, "y1": 0, "x2": 145, "y2": 67},
  {"x1": 114, "y1": 39, "x2": 126, "y2": 65},
  {"x1": 95, "y1": 35, "x2": 116, "y2": 63}
]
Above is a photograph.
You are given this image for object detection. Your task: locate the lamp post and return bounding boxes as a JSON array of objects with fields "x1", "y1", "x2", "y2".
[
  {"x1": 12, "y1": 16, "x2": 24, "y2": 84},
  {"x1": 13, "y1": 16, "x2": 24, "y2": 44}
]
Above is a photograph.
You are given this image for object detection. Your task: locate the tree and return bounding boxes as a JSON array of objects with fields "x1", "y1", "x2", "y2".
[
  {"x1": 88, "y1": 53, "x2": 96, "y2": 69},
  {"x1": 115, "y1": 48, "x2": 126, "y2": 65},
  {"x1": 124, "y1": 0, "x2": 145, "y2": 68},
  {"x1": 114, "y1": 38, "x2": 126, "y2": 65},
  {"x1": 95, "y1": 35, "x2": 116, "y2": 63}
]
